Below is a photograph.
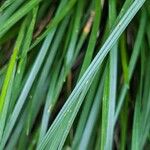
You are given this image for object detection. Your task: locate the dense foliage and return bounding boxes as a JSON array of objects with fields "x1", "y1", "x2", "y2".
[{"x1": 0, "y1": 0, "x2": 149, "y2": 149}]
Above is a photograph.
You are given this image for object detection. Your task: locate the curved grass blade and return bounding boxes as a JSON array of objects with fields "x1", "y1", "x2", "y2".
[
  {"x1": 77, "y1": 0, "x2": 101, "y2": 79},
  {"x1": 72, "y1": 0, "x2": 101, "y2": 147},
  {"x1": 65, "y1": 0, "x2": 85, "y2": 67},
  {"x1": 0, "y1": 66, "x2": 16, "y2": 142},
  {"x1": 5, "y1": 107, "x2": 28, "y2": 149},
  {"x1": 9, "y1": 8, "x2": 37, "y2": 113},
  {"x1": 48, "y1": 73, "x2": 96, "y2": 150},
  {"x1": 105, "y1": 0, "x2": 117, "y2": 149},
  {"x1": 0, "y1": 19, "x2": 26, "y2": 113},
  {"x1": 114, "y1": 9, "x2": 147, "y2": 123},
  {"x1": 101, "y1": 65, "x2": 109, "y2": 150},
  {"x1": 79, "y1": 69, "x2": 105, "y2": 150}
]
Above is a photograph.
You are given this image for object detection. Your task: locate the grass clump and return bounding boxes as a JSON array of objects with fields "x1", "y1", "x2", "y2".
[{"x1": 0, "y1": 0, "x2": 149, "y2": 149}]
